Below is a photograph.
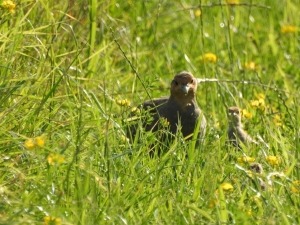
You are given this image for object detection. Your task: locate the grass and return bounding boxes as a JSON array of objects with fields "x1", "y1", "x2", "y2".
[{"x1": 0, "y1": 0, "x2": 300, "y2": 224}]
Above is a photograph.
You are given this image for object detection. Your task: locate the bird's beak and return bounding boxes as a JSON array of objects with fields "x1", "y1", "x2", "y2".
[{"x1": 181, "y1": 84, "x2": 190, "y2": 94}]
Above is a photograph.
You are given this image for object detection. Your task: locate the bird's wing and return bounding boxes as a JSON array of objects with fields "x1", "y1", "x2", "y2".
[{"x1": 142, "y1": 97, "x2": 169, "y2": 113}]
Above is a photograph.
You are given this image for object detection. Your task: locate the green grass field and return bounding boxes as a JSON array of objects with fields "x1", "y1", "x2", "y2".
[{"x1": 1, "y1": 0, "x2": 300, "y2": 224}]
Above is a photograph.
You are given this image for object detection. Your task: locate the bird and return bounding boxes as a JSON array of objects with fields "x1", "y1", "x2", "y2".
[
  {"x1": 127, "y1": 71, "x2": 206, "y2": 148},
  {"x1": 227, "y1": 106, "x2": 257, "y2": 148}
]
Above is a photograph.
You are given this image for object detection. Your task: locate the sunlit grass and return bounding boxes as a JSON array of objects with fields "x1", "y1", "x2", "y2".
[{"x1": 0, "y1": 0, "x2": 300, "y2": 224}]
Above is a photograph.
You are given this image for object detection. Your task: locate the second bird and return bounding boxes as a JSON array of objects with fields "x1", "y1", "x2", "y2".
[{"x1": 227, "y1": 106, "x2": 257, "y2": 148}]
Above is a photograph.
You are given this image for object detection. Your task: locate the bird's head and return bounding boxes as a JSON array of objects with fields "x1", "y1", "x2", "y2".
[
  {"x1": 170, "y1": 71, "x2": 197, "y2": 105},
  {"x1": 227, "y1": 106, "x2": 242, "y2": 126}
]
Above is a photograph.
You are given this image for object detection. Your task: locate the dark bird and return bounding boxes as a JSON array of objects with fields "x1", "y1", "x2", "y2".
[
  {"x1": 227, "y1": 106, "x2": 257, "y2": 148},
  {"x1": 128, "y1": 71, "x2": 206, "y2": 147}
]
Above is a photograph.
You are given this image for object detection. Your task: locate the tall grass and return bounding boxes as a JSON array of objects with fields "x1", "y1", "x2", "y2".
[{"x1": 0, "y1": 0, "x2": 299, "y2": 224}]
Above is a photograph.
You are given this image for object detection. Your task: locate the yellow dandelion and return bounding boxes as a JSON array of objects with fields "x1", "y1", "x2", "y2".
[
  {"x1": 281, "y1": 25, "x2": 297, "y2": 34},
  {"x1": 35, "y1": 135, "x2": 46, "y2": 148},
  {"x1": 250, "y1": 100, "x2": 259, "y2": 107},
  {"x1": 246, "y1": 170, "x2": 254, "y2": 178},
  {"x1": 47, "y1": 153, "x2": 65, "y2": 166},
  {"x1": 131, "y1": 107, "x2": 140, "y2": 114},
  {"x1": 242, "y1": 109, "x2": 252, "y2": 119},
  {"x1": 237, "y1": 156, "x2": 256, "y2": 164},
  {"x1": 220, "y1": 182, "x2": 234, "y2": 191},
  {"x1": 116, "y1": 99, "x2": 131, "y2": 107},
  {"x1": 291, "y1": 180, "x2": 300, "y2": 194},
  {"x1": 250, "y1": 94, "x2": 265, "y2": 111},
  {"x1": 266, "y1": 156, "x2": 280, "y2": 166},
  {"x1": 43, "y1": 216, "x2": 62, "y2": 225},
  {"x1": 203, "y1": 53, "x2": 217, "y2": 63},
  {"x1": 246, "y1": 209, "x2": 253, "y2": 216},
  {"x1": 24, "y1": 135, "x2": 46, "y2": 150},
  {"x1": 273, "y1": 114, "x2": 282, "y2": 127},
  {"x1": 24, "y1": 138, "x2": 35, "y2": 150},
  {"x1": 194, "y1": 9, "x2": 201, "y2": 17},
  {"x1": 226, "y1": 0, "x2": 239, "y2": 4},
  {"x1": 244, "y1": 61, "x2": 256, "y2": 71},
  {"x1": 1, "y1": 0, "x2": 16, "y2": 14},
  {"x1": 159, "y1": 117, "x2": 170, "y2": 128}
]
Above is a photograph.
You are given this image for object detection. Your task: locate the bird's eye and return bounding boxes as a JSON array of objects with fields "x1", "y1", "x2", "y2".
[
  {"x1": 174, "y1": 81, "x2": 178, "y2": 85},
  {"x1": 190, "y1": 79, "x2": 194, "y2": 84}
]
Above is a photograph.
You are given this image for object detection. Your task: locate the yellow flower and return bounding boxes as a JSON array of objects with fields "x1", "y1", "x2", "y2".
[
  {"x1": 131, "y1": 107, "x2": 140, "y2": 114},
  {"x1": 1, "y1": 0, "x2": 16, "y2": 13},
  {"x1": 24, "y1": 135, "x2": 46, "y2": 150},
  {"x1": 194, "y1": 9, "x2": 201, "y2": 17},
  {"x1": 273, "y1": 114, "x2": 282, "y2": 127},
  {"x1": 242, "y1": 109, "x2": 252, "y2": 119},
  {"x1": 226, "y1": 0, "x2": 239, "y2": 4},
  {"x1": 291, "y1": 180, "x2": 300, "y2": 194},
  {"x1": 266, "y1": 156, "x2": 280, "y2": 166},
  {"x1": 244, "y1": 61, "x2": 257, "y2": 71},
  {"x1": 203, "y1": 53, "x2": 217, "y2": 63},
  {"x1": 237, "y1": 156, "x2": 256, "y2": 164},
  {"x1": 250, "y1": 100, "x2": 259, "y2": 107},
  {"x1": 35, "y1": 135, "x2": 46, "y2": 148},
  {"x1": 281, "y1": 25, "x2": 297, "y2": 34},
  {"x1": 43, "y1": 216, "x2": 62, "y2": 225},
  {"x1": 116, "y1": 99, "x2": 131, "y2": 107},
  {"x1": 246, "y1": 170, "x2": 254, "y2": 178},
  {"x1": 250, "y1": 94, "x2": 266, "y2": 111},
  {"x1": 220, "y1": 182, "x2": 234, "y2": 191},
  {"x1": 159, "y1": 117, "x2": 170, "y2": 128},
  {"x1": 24, "y1": 138, "x2": 35, "y2": 150},
  {"x1": 47, "y1": 153, "x2": 65, "y2": 165}
]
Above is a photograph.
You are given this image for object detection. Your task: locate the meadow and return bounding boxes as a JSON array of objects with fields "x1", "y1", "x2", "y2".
[{"x1": 0, "y1": 0, "x2": 300, "y2": 224}]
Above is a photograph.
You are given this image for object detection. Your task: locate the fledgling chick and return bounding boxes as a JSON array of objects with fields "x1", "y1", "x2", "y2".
[
  {"x1": 128, "y1": 71, "x2": 206, "y2": 145},
  {"x1": 227, "y1": 106, "x2": 257, "y2": 148},
  {"x1": 249, "y1": 162, "x2": 267, "y2": 190}
]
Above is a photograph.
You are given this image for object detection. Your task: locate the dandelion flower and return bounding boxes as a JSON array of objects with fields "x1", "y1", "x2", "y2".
[
  {"x1": 237, "y1": 156, "x2": 256, "y2": 164},
  {"x1": 116, "y1": 99, "x2": 131, "y2": 107},
  {"x1": 266, "y1": 156, "x2": 280, "y2": 166},
  {"x1": 246, "y1": 170, "x2": 254, "y2": 178},
  {"x1": 24, "y1": 138, "x2": 35, "y2": 150},
  {"x1": 43, "y1": 216, "x2": 62, "y2": 225},
  {"x1": 47, "y1": 153, "x2": 65, "y2": 165},
  {"x1": 159, "y1": 117, "x2": 170, "y2": 128},
  {"x1": 24, "y1": 135, "x2": 46, "y2": 150},
  {"x1": 273, "y1": 114, "x2": 282, "y2": 127},
  {"x1": 291, "y1": 180, "x2": 300, "y2": 194},
  {"x1": 35, "y1": 135, "x2": 46, "y2": 148},
  {"x1": 194, "y1": 9, "x2": 201, "y2": 17},
  {"x1": 242, "y1": 109, "x2": 252, "y2": 119},
  {"x1": 244, "y1": 61, "x2": 257, "y2": 71},
  {"x1": 250, "y1": 94, "x2": 266, "y2": 111},
  {"x1": 281, "y1": 25, "x2": 297, "y2": 34},
  {"x1": 203, "y1": 53, "x2": 217, "y2": 63},
  {"x1": 131, "y1": 107, "x2": 140, "y2": 114},
  {"x1": 220, "y1": 182, "x2": 234, "y2": 191},
  {"x1": 1, "y1": 0, "x2": 16, "y2": 14}
]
